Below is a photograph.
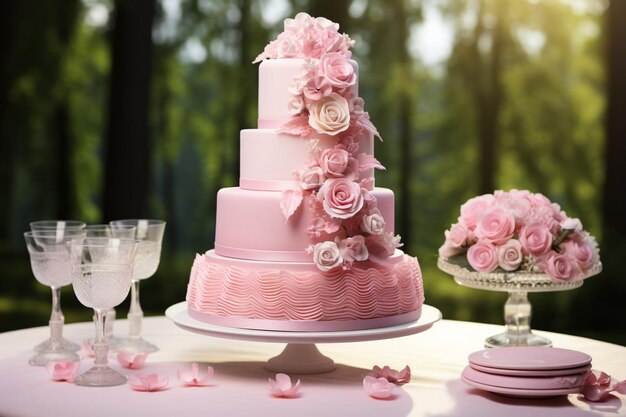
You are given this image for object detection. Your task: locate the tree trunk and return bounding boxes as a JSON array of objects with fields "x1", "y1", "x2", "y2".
[
  {"x1": 309, "y1": 0, "x2": 351, "y2": 30},
  {"x1": 102, "y1": 0, "x2": 156, "y2": 221},
  {"x1": 468, "y1": 0, "x2": 504, "y2": 196},
  {"x1": 603, "y1": 0, "x2": 626, "y2": 241},
  {"x1": 0, "y1": 1, "x2": 21, "y2": 240}
]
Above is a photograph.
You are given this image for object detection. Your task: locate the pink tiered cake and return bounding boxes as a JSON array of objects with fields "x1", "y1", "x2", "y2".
[{"x1": 186, "y1": 13, "x2": 424, "y2": 331}]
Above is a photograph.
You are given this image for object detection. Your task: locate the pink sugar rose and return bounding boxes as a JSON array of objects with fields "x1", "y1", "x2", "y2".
[
  {"x1": 475, "y1": 207, "x2": 515, "y2": 244},
  {"x1": 541, "y1": 252, "x2": 582, "y2": 281},
  {"x1": 338, "y1": 235, "x2": 369, "y2": 262},
  {"x1": 320, "y1": 52, "x2": 356, "y2": 89},
  {"x1": 445, "y1": 222, "x2": 468, "y2": 248},
  {"x1": 318, "y1": 178, "x2": 364, "y2": 219},
  {"x1": 303, "y1": 75, "x2": 332, "y2": 101},
  {"x1": 308, "y1": 93, "x2": 350, "y2": 136},
  {"x1": 438, "y1": 241, "x2": 464, "y2": 259},
  {"x1": 497, "y1": 239, "x2": 523, "y2": 271},
  {"x1": 460, "y1": 194, "x2": 495, "y2": 229},
  {"x1": 319, "y1": 148, "x2": 350, "y2": 177},
  {"x1": 297, "y1": 166, "x2": 324, "y2": 190},
  {"x1": 581, "y1": 370, "x2": 626, "y2": 402},
  {"x1": 276, "y1": 34, "x2": 300, "y2": 58},
  {"x1": 467, "y1": 240, "x2": 498, "y2": 272},
  {"x1": 562, "y1": 238, "x2": 596, "y2": 270},
  {"x1": 312, "y1": 241, "x2": 343, "y2": 272},
  {"x1": 361, "y1": 211, "x2": 386, "y2": 235},
  {"x1": 519, "y1": 222, "x2": 553, "y2": 256}
]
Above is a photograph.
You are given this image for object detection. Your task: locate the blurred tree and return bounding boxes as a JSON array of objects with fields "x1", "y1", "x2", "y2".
[{"x1": 102, "y1": 0, "x2": 156, "y2": 221}]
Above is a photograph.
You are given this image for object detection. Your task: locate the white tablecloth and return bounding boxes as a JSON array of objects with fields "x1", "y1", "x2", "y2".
[{"x1": 0, "y1": 315, "x2": 624, "y2": 417}]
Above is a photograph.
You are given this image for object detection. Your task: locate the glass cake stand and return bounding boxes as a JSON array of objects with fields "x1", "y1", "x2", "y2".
[
  {"x1": 437, "y1": 257, "x2": 602, "y2": 348},
  {"x1": 165, "y1": 302, "x2": 441, "y2": 374}
]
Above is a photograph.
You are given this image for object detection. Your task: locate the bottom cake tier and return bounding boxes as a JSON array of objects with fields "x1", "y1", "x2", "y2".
[{"x1": 186, "y1": 250, "x2": 425, "y2": 331}]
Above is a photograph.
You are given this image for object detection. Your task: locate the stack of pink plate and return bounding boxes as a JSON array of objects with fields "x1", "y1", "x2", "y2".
[{"x1": 462, "y1": 347, "x2": 592, "y2": 398}]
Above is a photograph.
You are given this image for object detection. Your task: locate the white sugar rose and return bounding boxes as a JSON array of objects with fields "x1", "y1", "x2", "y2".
[
  {"x1": 361, "y1": 212, "x2": 386, "y2": 235},
  {"x1": 560, "y1": 217, "x2": 583, "y2": 232},
  {"x1": 312, "y1": 241, "x2": 343, "y2": 272},
  {"x1": 308, "y1": 93, "x2": 350, "y2": 136}
]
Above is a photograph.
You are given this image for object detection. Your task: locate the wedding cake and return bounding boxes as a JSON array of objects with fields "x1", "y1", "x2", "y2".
[{"x1": 186, "y1": 13, "x2": 424, "y2": 331}]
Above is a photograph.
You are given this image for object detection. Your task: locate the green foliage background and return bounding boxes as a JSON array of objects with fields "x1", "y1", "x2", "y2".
[{"x1": 2, "y1": 0, "x2": 623, "y2": 345}]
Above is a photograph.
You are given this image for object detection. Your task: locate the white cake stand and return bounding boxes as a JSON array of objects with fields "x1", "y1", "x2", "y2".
[{"x1": 165, "y1": 302, "x2": 441, "y2": 374}]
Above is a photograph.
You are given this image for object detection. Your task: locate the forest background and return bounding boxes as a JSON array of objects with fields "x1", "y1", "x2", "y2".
[{"x1": 1, "y1": 0, "x2": 625, "y2": 345}]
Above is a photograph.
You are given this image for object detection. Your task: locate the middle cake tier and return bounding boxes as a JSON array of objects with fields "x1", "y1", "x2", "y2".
[
  {"x1": 240, "y1": 129, "x2": 374, "y2": 191},
  {"x1": 215, "y1": 187, "x2": 395, "y2": 262}
]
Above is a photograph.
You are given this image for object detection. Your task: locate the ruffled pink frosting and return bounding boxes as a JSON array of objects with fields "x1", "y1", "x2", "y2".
[{"x1": 186, "y1": 250, "x2": 424, "y2": 331}]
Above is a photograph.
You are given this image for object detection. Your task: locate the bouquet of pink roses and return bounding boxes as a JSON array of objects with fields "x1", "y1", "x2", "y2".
[{"x1": 438, "y1": 190, "x2": 600, "y2": 282}]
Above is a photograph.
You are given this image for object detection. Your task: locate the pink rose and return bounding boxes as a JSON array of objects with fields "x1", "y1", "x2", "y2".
[
  {"x1": 497, "y1": 239, "x2": 523, "y2": 271},
  {"x1": 475, "y1": 207, "x2": 515, "y2": 244},
  {"x1": 297, "y1": 166, "x2": 324, "y2": 190},
  {"x1": 303, "y1": 75, "x2": 332, "y2": 101},
  {"x1": 460, "y1": 194, "x2": 495, "y2": 229},
  {"x1": 519, "y1": 222, "x2": 553, "y2": 256},
  {"x1": 318, "y1": 178, "x2": 364, "y2": 219},
  {"x1": 438, "y1": 242, "x2": 464, "y2": 259},
  {"x1": 541, "y1": 252, "x2": 582, "y2": 281},
  {"x1": 361, "y1": 212, "x2": 386, "y2": 235},
  {"x1": 467, "y1": 240, "x2": 498, "y2": 272},
  {"x1": 276, "y1": 34, "x2": 300, "y2": 58},
  {"x1": 445, "y1": 222, "x2": 468, "y2": 248},
  {"x1": 338, "y1": 235, "x2": 369, "y2": 262},
  {"x1": 319, "y1": 148, "x2": 349, "y2": 177},
  {"x1": 320, "y1": 52, "x2": 356, "y2": 89},
  {"x1": 561, "y1": 238, "x2": 596, "y2": 270},
  {"x1": 308, "y1": 93, "x2": 350, "y2": 136},
  {"x1": 312, "y1": 241, "x2": 343, "y2": 272}
]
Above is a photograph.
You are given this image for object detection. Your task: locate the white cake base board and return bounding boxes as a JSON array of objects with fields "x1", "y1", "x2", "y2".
[{"x1": 165, "y1": 302, "x2": 442, "y2": 374}]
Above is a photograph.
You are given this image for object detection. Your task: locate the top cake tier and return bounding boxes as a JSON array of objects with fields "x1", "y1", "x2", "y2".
[{"x1": 258, "y1": 58, "x2": 359, "y2": 128}]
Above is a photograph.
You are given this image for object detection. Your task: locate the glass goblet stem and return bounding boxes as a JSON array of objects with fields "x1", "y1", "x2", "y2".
[
  {"x1": 93, "y1": 309, "x2": 110, "y2": 367},
  {"x1": 49, "y1": 287, "x2": 65, "y2": 348},
  {"x1": 128, "y1": 280, "x2": 143, "y2": 339}
]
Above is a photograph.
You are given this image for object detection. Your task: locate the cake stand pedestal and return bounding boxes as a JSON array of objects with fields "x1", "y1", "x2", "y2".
[
  {"x1": 165, "y1": 302, "x2": 441, "y2": 374},
  {"x1": 437, "y1": 257, "x2": 602, "y2": 348}
]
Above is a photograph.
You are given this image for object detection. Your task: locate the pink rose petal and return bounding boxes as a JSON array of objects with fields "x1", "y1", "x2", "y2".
[
  {"x1": 128, "y1": 373, "x2": 169, "y2": 392},
  {"x1": 580, "y1": 370, "x2": 626, "y2": 402},
  {"x1": 46, "y1": 360, "x2": 80, "y2": 383},
  {"x1": 369, "y1": 365, "x2": 411, "y2": 384},
  {"x1": 268, "y1": 373, "x2": 301, "y2": 398},
  {"x1": 178, "y1": 363, "x2": 215, "y2": 387},
  {"x1": 363, "y1": 376, "x2": 396, "y2": 399},
  {"x1": 117, "y1": 351, "x2": 149, "y2": 369}
]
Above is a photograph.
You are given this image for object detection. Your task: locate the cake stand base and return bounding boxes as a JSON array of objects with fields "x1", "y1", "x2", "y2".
[
  {"x1": 266, "y1": 343, "x2": 335, "y2": 374},
  {"x1": 165, "y1": 302, "x2": 442, "y2": 374},
  {"x1": 485, "y1": 331, "x2": 552, "y2": 349}
]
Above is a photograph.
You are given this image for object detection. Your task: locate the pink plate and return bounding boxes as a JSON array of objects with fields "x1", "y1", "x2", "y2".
[
  {"x1": 462, "y1": 366, "x2": 586, "y2": 390},
  {"x1": 461, "y1": 374, "x2": 583, "y2": 398},
  {"x1": 470, "y1": 362, "x2": 592, "y2": 377},
  {"x1": 468, "y1": 347, "x2": 591, "y2": 371}
]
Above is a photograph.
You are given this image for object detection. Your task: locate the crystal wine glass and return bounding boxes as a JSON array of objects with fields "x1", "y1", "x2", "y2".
[
  {"x1": 68, "y1": 237, "x2": 139, "y2": 387},
  {"x1": 110, "y1": 219, "x2": 165, "y2": 353},
  {"x1": 24, "y1": 229, "x2": 86, "y2": 365},
  {"x1": 84, "y1": 224, "x2": 137, "y2": 347}
]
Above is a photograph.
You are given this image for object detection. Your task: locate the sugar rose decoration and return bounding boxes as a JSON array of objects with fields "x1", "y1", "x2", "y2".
[
  {"x1": 259, "y1": 13, "x2": 401, "y2": 272},
  {"x1": 439, "y1": 190, "x2": 600, "y2": 282}
]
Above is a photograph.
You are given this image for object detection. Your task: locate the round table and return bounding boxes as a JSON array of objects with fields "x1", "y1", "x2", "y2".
[{"x1": 0, "y1": 316, "x2": 624, "y2": 417}]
